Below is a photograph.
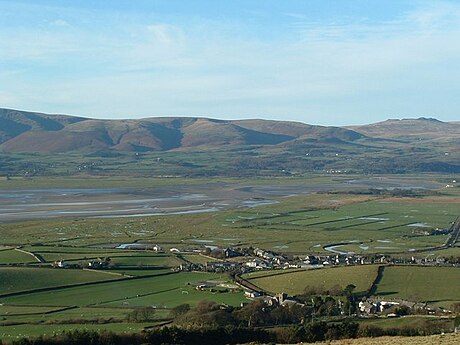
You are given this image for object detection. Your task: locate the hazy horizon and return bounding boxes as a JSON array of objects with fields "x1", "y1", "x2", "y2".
[{"x1": 1, "y1": 0, "x2": 460, "y2": 125}]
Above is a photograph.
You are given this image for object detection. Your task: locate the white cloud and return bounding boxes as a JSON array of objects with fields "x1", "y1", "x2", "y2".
[
  {"x1": 49, "y1": 19, "x2": 71, "y2": 27},
  {"x1": 146, "y1": 24, "x2": 182, "y2": 44}
]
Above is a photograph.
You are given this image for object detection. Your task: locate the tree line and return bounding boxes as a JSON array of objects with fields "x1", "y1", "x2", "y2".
[{"x1": 7, "y1": 320, "x2": 451, "y2": 345}]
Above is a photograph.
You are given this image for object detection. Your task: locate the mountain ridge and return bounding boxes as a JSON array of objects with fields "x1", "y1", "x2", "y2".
[
  {"x1": 0, "y1": 108, "x2": 363, "y2": 153},
  {"x1": 0, "y1": 107, "x2": 458, "y2": 154}
]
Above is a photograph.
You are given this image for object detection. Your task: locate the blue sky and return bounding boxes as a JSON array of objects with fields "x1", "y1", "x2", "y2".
[{"x1": 1, "y1": 0, "x2": 460, "y2": 125}]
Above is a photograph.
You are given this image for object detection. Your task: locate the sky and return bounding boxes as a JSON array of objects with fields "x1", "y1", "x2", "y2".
[{"x1": 1, "y1": 0, "x2": 460, "y2": 125}]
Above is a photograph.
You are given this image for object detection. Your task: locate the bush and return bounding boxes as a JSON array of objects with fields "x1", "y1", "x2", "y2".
[
  {"x1": 357, "y1": 325, "x2": 385, "y2": 338},
  {"x1": 126, "y1": 307, "x2": 156, "y2": 322}
]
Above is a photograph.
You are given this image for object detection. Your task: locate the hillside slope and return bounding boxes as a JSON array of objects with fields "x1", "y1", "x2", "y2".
[
  {"x1": 0, "y1": 108, "x2": 364, "y2": 153},
  {"x1": 0, "y1": 108, "x2": 458, "y2": 176},
  {"x1": 0, "y1": 108, "x2": 85, "y2": 145},
  {"x1": 349, "y1": 117, "x2": 460, "y2": 139}
]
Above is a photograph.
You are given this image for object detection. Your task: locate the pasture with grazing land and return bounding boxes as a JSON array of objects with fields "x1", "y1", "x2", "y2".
[
  {"x1": 0, "y1": 249, "x2": 38, "y2": 264},
  {"x1": 374, "y1": 266, "x2": 460, "y2": 308},
  {"x1": 0, "y1": 323, "x2": 155, "y2": 342},
  {"x1": 1, "y1": 271, "x2": 245, "y2": 308},
  {"x1": 244, "y1": 265, "x2": 379, "y2": 295},
  {"x1": 0, "y1": 267, "x2": 121, "y2": 295}
]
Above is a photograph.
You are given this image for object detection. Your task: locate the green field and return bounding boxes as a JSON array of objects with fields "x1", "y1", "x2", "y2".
[
  {"x1": 180, "y1": 254, "x2": 212, "y2": 265},
  {"x1": 374, "y1": 266, "x2": 460, "y2": 308},
  {"x1": 108, "y1": 254, "x2": 180, "y2": 267},
  {"x1": 31, "y1": 249, "x2": 125, "y2": 262},
  {"x1": 0, "y1": 249, "x2": 37, "y2": 264},
  {"x1": 0, "y1": 268, "x2": 247, "y2": 340},
  {"x1": 244, "y1": 265, "x2": 379, "y2": 295},
  {"x1": 1, "y1": 271, "x2": 246, "y2": 308},
  {"x1": 221, "y1": 197, "x2": 459, "y2": 253},
  {"x1": 0, "y1": 267, "x2": 120, "y2": 295},
  {"x1": 0, "y1": 323, "x2": 155, "y2": 342},
  {"x1": 0, "y1": 305, "x2": 170, "y2": 324},
  {"x1": 0, "y1": 305, "x2": 64, "y2": 316},
  {"x1": 40, "y1": 253, "x2": 180, "y2": 268}
]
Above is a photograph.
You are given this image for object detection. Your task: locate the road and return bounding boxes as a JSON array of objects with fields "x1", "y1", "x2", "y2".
[{"x1": 445, "y1": 216, "x2": 460, "y2": 248}]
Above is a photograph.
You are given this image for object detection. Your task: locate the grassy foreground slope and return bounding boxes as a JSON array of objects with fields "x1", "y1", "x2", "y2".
[{"x1": 310, "y1": 333, "x2": 459, "y2": 345}]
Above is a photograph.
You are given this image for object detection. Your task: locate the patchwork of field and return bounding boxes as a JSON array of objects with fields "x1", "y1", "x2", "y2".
[
  {"x1": 0, "y1": 176, "x2": 458, "y2": 342},
  {"x1": 0, "y1": 246, "x2": 182, "y2": 268},
  {"x1": 0, "y1": 270, "x2": 244, "y2": 308},
  {"x1": 245, "y1": 265, "x2": 460, "y2": 309},
  {"x1": 1, "y1": 192, "x2": 457, "y2": 256},
  {"x1": 222, "y1": 197, "x2": 459, "y2": 253},
  {"x1": 0, "y1": 266, "x2": 247, "y2": 341},
  {"x1": 0, "y1": 248, "x2": 247, "y2": 341},
  {"x1": 0, "y1": 175, "x2": 457, "y2": 256},
  {"x1": 0, "y1": 267, "x2": 120, "y2": 294},
  {"x1": 244, "y1": 265, "x2": 379, "y2": 295}
]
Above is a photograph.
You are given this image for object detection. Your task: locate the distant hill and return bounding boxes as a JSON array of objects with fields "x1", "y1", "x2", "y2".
[
  {"x1": 349, "y1": 117, "x2": 460, "y2": 139},
  {"x1": 0, "y1": 108, "x2": 459, "y2": 176},
  {"x1": 0, "y1": 108, "x2": 364, "y2": 153},
  {"x1": 0, "y1": 108, "x2": 85, "y2": 145}
]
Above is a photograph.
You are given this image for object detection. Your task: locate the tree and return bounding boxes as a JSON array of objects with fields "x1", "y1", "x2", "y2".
[
  {"x1": 451, "y1": 302, "x2": 460, "y2": 313},
  {"x1": 303, "y1": 321, "x2": 328, "y2": 342},
  {"x1": 127, "y1": 307, "x2": 155, "y2": 322},
  {"x1": 171, "y1": 303, "x2": 191, "y2": 318},
  {"x1": 344, "y1": 284, "x2": 356, "y2": 297},
  {"x1": 234, "y1": 300, "x2": 271, "y2": 327},
  {"x1": 395, "y1": 305, "x2": 411, "y2": 316}
]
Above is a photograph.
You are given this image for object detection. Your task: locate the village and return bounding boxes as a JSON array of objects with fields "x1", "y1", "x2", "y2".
[
  {"x1": 175, "y1": 245, "x2": 460, "y2": 273},
  {"x1": 52, "y1": 243, "x2": 460, "y2": 276},
  {"x1": 49, "y1": 243, "x2": 460, "y2": 319}
]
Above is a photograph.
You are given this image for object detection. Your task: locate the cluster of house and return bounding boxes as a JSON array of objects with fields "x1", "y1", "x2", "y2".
[
  {"x1": 242, "y1": 290, "x2": 300, "y2": 307},
  {"x1": 52, "y1": 241, "x2": 458, "y2": 273},
  {"x1": 240, "y1": 291, "x2": 454, "y2": 317},
  {"x1": 296, "y1": 253, "x2": 458, "y2": 267},
  {"x1": 177, "y1": 247, "x2": 288, "y2": 273},
  {"x1": 358, "y1": 298, "x2": 452, "y2": 316},
  {"x1": 239, "y1": 252, "x2": 380, "y2": 271},
  {"x1": 358, "y1": 299, "x2": 401, "y2": 315},
  {"x1": 178, "y1": 244, "x2": 459, "y2": 274}
]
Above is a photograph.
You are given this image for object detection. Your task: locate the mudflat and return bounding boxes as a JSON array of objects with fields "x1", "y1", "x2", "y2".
[{"x1": 0, "y1": 177, "x2": 439, "y2": 222}]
